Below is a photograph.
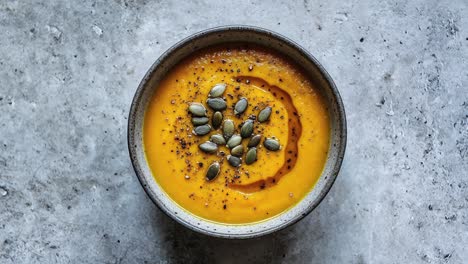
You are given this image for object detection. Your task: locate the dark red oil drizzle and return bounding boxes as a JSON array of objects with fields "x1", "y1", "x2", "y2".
[{"x1": 228, "y1": 76, "x2": 302, "y2": 193}]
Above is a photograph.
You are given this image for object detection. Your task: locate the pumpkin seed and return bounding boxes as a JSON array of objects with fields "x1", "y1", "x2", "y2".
[
  {"x1": 231, "y1": 145, "x2": 244, "y2": 157},
  {"x1": 227, "y1": 155, "x2": 242, "y2": 167},
  {"x1": 226, "y1": 134, "x2": 242, "y2": 149},
  {"x1": 192, "y1": 117, "x2": 209, "y2": 126},
  {"x1": 210, "y1": 134, "x2": 226, "y2": 145},
  {"x1": 212, "y1": 111, "x2": 223, "y2": 129},
  {"x1": 188, "y1": 103, "x2": 206, "y2": 117},
  {"x1": 234, "y1": 97, "x2": 248, "y2": 115},
  {"x1": 223, "y1": 119, "x2": 235, "y2": 139},
  {"x1": 258, "y1": 106, "x2": 272, "y2": 123},
  {"x1": 247, "y1": 134, "x2": 262, "y2": 147},
  {"x1": 193, "y1": 124, "x2": 211, "y2": 136},
  {"x1": 206, "y1": 162, "x2": 220, "y2": 181},
  {"x1": 245, "y1": 147, "x2": 257, "y2": 165},
  {"x1": 199, "y1": 141, "x2": 218, "y2": 153},
  {"x1": 209, "y1": 83, "x2": 226, "y2": 98},
  {"x1": 240, "y1": 120, "x2": 254, "y2": 138},
  {"x1": 206, "y1": 98, "x2": 227, "y2": 111},
  {"x1": 264, "y1": 138, "x2": 280, "y2": 151}
]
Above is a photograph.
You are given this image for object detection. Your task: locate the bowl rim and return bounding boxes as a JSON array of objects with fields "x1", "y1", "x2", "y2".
[{"x1": 128, "y1": 25, "x2": 347, "y2": 239}]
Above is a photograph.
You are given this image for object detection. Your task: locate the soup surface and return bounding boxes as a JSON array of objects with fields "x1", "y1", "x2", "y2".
[{"x1": 144, "y1": 44, "x2": 330, "y2": 224}]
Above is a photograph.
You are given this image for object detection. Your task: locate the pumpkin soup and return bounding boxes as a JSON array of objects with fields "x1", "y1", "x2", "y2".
[{"x1": 144, "y1": 44, "x2": 330, "y2": 224}]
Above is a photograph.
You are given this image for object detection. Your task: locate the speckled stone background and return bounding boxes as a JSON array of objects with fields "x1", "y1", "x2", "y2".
[{"x1": 0, "y1": 0, "x2": 467, "y2": 263}]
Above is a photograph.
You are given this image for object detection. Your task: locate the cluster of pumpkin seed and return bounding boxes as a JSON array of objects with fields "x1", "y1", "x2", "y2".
[{"x1": 188, "y1": 83, "x2": 281, "y2": 182}]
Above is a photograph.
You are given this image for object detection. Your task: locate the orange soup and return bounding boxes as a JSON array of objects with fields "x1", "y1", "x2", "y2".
[{"x1": 144, "y1": 44, "x2": 330, "y2": 224}]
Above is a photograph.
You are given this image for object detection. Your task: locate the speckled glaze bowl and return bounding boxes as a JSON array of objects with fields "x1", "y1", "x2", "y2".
[{"x1": 128, "y1": 26, "x2": 346, "y2": 239}]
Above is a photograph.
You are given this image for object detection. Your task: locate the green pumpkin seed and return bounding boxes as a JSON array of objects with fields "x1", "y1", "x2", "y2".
[
  {"x1": 234, "y1": 97, "x2": 248, "y2": 115},
  {"x1": 264, "y1": 138, "x2": 280, "y2": 151},
  {"x1": 231, "y1": 145, "x2": 244, "y2": 157},
  {"x1": 206, "y1": 98, "x2": 227, "y2": 111},
  {"x1": 192, "y1": 117, "x2": 209, "y2": 126},
  {"x1": 226, "y1": 135, "x2": 242, "y2": 149},
  {"x1": 193, "y1": 124, "x2": 211, "y2": 136},
  {"x1": 188, "y1": 103, "x2": 207, "y2": 117},
  {"x1": 199, "y1": 141, "x2": 218, "y2": 153},
  {"x1": 223, "y1": 119, "x2": 235, "y2": 139},
  {"x1": 247, "y1": 134, "x2": 262, "y2": 147},
  {"x1": 245, "y1": 147, "x2": 257, "y2": 165},
  {"x1": 212, "y1": 111, "x2": 223, "y2": 129},
  {"x1": 258, "y1": 106, "x2": 272, "y2": 123},
  {"x1": 240, "y1": 120, "x2": 254, "y2": 138},
  {"x1": 227, "y1": 155, "x2": 242, "y2": 167},
  {"x1": 210, "y1": 134, "x2": 226, "y2": 145},
  {"x1": 209, "y1": 83, "x2": 226, "y2": 97},
  {"x1": 206, "y1": 162, "x2": 220, "y2": 181}
]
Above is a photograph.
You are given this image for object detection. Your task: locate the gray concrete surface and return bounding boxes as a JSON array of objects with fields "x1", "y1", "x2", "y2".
[{"x1": 1, "y1": 0, "x2": 467, "y2": 263}]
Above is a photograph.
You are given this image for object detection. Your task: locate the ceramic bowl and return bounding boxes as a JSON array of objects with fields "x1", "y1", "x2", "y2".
[{"x1": 128, "y1": 25, "x2": 346, "y2": 239}]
